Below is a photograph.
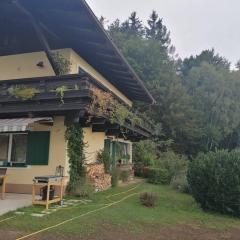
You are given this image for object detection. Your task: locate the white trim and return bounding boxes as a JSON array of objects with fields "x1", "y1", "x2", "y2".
[
  {"x1": 0, "y1": 133, "x2": 28, "y2": 164},
  {"x1": 7, "y1": 134, "x2": 12, "y2": 163}
]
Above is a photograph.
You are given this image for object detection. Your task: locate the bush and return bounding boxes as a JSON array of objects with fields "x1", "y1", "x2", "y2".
[
  {"x1": 133, "y1": 140, "x2": 157, "y2": 167},
  {"x1": 171, "y1": 171, "x2": 189, "y2": 193},
  {"x1": 120, "y1": 170, "x2": 130, "y2": 182},
  {"x1": 67, "y1": 178, "x2": 93, "y2": 198},
  {"x1": 140, "y1": 192, "x2": 158, "y2": 207},
  {"x1": 147, "y1": 168, "x2": 171, "y2": 185},
  {"x1": 157, "y1": 151, "x2": 187, "y2": 180},
  {"x1": 188, "y1": 150, "x2": 240, "y2": 216},
  {"x1": 111, "y1": 169, "x2": 120, "y2": 187}
]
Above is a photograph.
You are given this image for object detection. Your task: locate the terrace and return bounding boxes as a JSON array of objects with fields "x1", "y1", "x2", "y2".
[{"x1": 0, "y1": 194, "x2": 31, "y2": 215}]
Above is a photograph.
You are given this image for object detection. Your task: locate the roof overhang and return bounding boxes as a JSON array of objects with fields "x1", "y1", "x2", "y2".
[{"x1": 0, "y1": 0, "x2": 155, "y2": 104}]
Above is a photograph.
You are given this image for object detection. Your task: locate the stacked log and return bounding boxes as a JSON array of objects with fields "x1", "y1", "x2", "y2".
[{"x1": 86, "y1": 164, "x2": 111, "y2": 192}]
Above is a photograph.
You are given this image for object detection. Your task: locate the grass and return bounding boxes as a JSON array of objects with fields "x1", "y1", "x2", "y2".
[{"x1": 0, "y1": 183, "x2": 240, "y2": 239}]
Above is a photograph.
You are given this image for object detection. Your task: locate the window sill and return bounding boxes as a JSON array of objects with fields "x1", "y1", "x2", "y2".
[{"x1": 0, "y1": 163, "x2": 29, "y2": 168}]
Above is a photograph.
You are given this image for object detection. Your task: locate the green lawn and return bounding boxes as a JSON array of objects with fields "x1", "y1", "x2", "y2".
[{"x1": 0, "y1": 183, "x2": 240, "y2": 240}]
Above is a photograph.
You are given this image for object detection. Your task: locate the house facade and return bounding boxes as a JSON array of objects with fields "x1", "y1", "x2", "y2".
[{"x1": 0, "y1": 0, "x2": 154, "y2": 193}]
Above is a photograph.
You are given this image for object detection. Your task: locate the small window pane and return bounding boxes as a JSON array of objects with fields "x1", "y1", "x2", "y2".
[
  {"x1": 11, "y1": 134, "x2": 27, "y2": 163},
  {"x1": 0, "y1": 135, "x2": 9, "y2": 162}
]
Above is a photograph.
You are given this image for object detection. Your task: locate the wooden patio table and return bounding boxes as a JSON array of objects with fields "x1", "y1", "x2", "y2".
[
  {"x1": 32, "y1": 176, "x2": 68, "y2": 210},
  {"x1": 0, "y1": 175, "x2": 7, "y2": 200}
]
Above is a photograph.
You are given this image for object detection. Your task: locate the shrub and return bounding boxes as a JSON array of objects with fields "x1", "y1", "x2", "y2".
[
  {"x1": 66, "y1": 177, "x2": 93, "y2": 198},
  {"x1": 133, "y1": 140, "x2": 157, "y2": 167},
  {"x1": 188, "y1": 150, "x2": 240, "y2": 216},
  {"x1": 140, "y1": 192, "x2": 158, "y2": 207},
  {"x1": 111, "y1": 169, "x2": 120, "y2": 187},
  {"x1": 120, "y1": 170, "x2": 130, "y2": 182},
  {"x1": 157, "y1": 151, "x2": 187, "y2": 180},
  {"x1": 73, "y1": 183, "x2": 94, "y2": 199},
  {"x1": 97, "y1": 150, "x2": 112, "y2": 173},
  {"x1": 147, "y1": 168, "x2": 171, "y2": 185},
  {"x1": 171, "y1": 171, "x2": 189, "y2": 193}
]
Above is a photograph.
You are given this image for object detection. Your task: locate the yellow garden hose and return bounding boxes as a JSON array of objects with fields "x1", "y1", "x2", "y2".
[
  {"x1": 0, "y1": 216, "x2": 16, "y2": 223},
  {"x1": 16, "y1": 192, "x2": 140, "y2": 240}
]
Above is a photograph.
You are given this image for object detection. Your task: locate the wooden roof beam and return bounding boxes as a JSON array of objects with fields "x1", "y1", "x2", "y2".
[
  {"x1": 95, "y1": 52, "x2": 122, "y2": 63},
  {"x1": 76, "y1": 40, "x2": 112, "y2": 51},
  {"x1": 13, "y1": 1, "x2": 59, "y2": 76}
]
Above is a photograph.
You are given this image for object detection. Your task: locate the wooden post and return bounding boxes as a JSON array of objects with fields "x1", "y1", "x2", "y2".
[
  {"x1": 13, "y1": 1, "x2": 59, "y2": 76},
  {"x1": 32, "y1": 183, "x2": 36, "y2": 204},
  {"x1": 60, "y1": 178, "x2": 64, "y2": 204},
  {"x1": 1, "y1": 176, "x2": 6, "y2": 200},
  {"x1": 46, "y1": 182, "x2": 50, "y2": 210}
]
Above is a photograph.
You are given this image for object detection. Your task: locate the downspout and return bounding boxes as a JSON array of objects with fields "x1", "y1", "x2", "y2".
[{"x1": 13, "y1": 0, "x2": 59, "y2": 76}]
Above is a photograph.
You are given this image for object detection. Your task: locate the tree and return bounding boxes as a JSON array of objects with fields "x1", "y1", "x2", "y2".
[
  {"x1": 99, "y1": 16, "x2": 107, "y2": 27},
  {"x1": 146, "y1": 11, "x2": 171, "y2": 49},
  {"x1": 112, "y1": 33, "x2": 202, "y2": 155},
  {"x1": 236, "y1": 60, "x2": 240, "y2": 70},
  {"x1": 105, "y1": 11, "x2": 240, "y2": 156},
  {"x1": 116, "y1": 12, "x2": 145, "y2": 37},
  {"x1": 184, "y1": 63, "x2": 240, "y2": 151},
  {"x1": 181, "y1": 49, "x2": 231, "y2": 76}
]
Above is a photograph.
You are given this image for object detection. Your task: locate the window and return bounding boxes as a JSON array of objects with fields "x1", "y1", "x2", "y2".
[
  {"x1": 0, "y1": 135, "x2": 9, "y2": 162},
  {"x1": 11, "y1": 134, "x2": 27, "y2": 163},
  {"x1": 0, "y1": 131, "x2": 50, "y2": 167},
  {"x1": 0, "y1": 133, "x2": 27, "y2": 166},
  {"x1": 105, "y1": 140, "x2": 131, "y2": 166},
  {"x1": 115, "y1": 142, "x2": 130, "y2": 165}
]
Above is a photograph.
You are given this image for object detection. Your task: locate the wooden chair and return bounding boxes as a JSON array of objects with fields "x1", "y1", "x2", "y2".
[{"x1": 0, "y1": 168, "x2": 7, "y2": 200}]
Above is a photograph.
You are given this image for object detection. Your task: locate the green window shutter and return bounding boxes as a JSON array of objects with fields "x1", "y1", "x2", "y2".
[
  {"x1": 26, "y1": 132, "x2": 50, "y2": 166},
  {"x1": 104, "y1": 139, "x2": 111, "y2": 154}
]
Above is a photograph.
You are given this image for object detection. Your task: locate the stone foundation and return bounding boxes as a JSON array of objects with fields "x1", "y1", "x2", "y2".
[{"x1": 86, "y1": 164, "x2": 111, "y2": 192}]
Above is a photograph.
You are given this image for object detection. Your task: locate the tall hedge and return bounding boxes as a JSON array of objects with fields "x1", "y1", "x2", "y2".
[{"x1": 188, "y1": 150, "x2": 240, "y2": 216}]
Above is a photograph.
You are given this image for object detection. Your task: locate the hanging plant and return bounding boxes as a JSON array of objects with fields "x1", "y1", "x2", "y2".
[
  {"x1": 55, "y1": 85, "x2": 67, "y2": 103},
  {"x1": 8, "y1": 86, "x2": 39, "y2": 100},
  {"x1": 87, "y1": 87, "x2": 143, "y2": 127}
]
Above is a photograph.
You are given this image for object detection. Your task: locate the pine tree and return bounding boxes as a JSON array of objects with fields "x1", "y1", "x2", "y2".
[
  {"x1": 118, "y1": 12, "x2": 145, "y2": 37},
  {"x1": 146, "y1": 11, "x2": 171, "y2": 48},
  {"x1": 236, "y1": 60, "x2": 240, "y2": 70},
  {"x1": 99, "y1": 16, "x2": 107, "y2": 27}
]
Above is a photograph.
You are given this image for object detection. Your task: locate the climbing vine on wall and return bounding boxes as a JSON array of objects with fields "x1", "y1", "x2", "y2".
[
  {"x1": 51, "y1": 52, "x2": 72, "y2": 76},
  {"x1": 65, "y1": 124, "x2": 86, "y2": 193}
]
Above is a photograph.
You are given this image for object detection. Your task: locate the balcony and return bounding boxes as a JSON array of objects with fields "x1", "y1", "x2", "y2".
[
  {"x1": 0, "y1": 73, "x2": 153, "y2": 141},
  {"x1": 0, "y1": 74, "x2": 92, "y2": 117}
]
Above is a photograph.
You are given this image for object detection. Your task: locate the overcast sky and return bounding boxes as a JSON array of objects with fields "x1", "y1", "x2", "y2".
[{"x1": 86, "y1": 0, "x2": 240, "y2": 66}]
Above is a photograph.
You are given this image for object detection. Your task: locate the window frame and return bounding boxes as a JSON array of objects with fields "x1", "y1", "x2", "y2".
[{"x1": 0, "y1": 132, "x2": 28, "y2": 165}]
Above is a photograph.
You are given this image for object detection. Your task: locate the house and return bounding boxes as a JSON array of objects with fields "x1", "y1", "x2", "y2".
[{"x1": 0, "y1": 0, "x2": 154, "y2": 194}]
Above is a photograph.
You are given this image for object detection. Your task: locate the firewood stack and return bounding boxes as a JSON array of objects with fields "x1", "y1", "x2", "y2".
[{"x1": 86, "y1": 164, "x2": 111, "y2": 192}]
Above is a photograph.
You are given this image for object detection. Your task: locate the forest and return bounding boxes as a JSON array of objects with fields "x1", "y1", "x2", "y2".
[
  {"x1": 100, "y1": 12, "x2": 240, "y2": 216},
  {"x1": 101, "y1": 11, "x2": 240, "y2": 157}
]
